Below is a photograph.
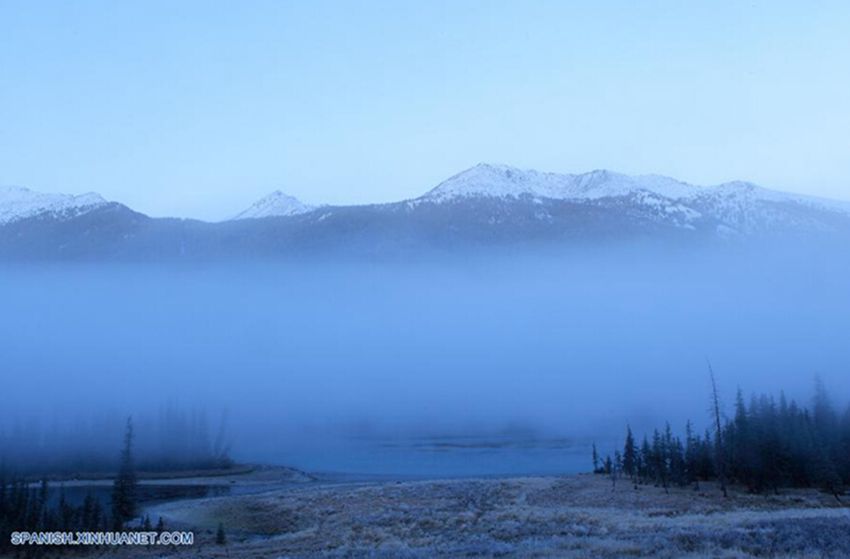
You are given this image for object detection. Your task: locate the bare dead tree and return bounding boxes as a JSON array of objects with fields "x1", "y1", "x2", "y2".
[{"x1": 708, "y1": 360, "x2": 728, "y2": 497}]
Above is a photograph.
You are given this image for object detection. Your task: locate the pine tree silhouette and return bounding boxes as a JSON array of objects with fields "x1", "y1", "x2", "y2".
[{"x1": 111, "y1": 417, "x2": 138, "y2": 529}]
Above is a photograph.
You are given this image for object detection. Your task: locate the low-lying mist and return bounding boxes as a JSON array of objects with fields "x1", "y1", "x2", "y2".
[{"x1": 1, "y1": 241, "x2": 848, "y2": 476}]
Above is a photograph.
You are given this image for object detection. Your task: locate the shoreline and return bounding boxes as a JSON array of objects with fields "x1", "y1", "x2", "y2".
[{"x1": 27, "y1": 464, "x2": 309, "y2": 488}]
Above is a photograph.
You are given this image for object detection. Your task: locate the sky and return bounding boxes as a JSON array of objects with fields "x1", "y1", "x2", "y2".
[{"x1": 1, "y1": 1, "x2": 849, "y2": 221}]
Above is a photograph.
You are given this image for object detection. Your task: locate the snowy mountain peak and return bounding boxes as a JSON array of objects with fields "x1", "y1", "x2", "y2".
[
  {"x1": 422, "y1": 164, "x2": 702, "y2": 202},
  {"x1": 234, "y1": 191, "x2": 314, "y2": 220},
  {"x1": 0, "y1": 185, "x2": 108, "y2": 225},
  {"x1": 425, "y1": 163, "x2": 569, "y2": 201},
  {"x1": 434, "y1": 163, "x2": 526, "y2": 190}
]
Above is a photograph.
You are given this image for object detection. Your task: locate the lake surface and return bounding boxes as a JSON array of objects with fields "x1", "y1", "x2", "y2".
[{"x1": 258, "y1": 434, "x2": 602, "y2": 478}]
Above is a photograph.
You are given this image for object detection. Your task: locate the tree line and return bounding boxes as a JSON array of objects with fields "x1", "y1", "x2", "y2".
[
  {"x1": 1, "y1": 418, "x2": 164, "y2": 556},
  {"x1": 0, "y1": 404, "x2": 232, "y2": 475},
  {"x1": 594, "y1": 377, "x2": 850, "y2": 497}
]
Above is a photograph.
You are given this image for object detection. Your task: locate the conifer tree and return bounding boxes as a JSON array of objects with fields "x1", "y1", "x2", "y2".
[
  {"x1": 623, "y1": 426, "x2": 637, "y2": 481},
  {"x1": 591, "y1": 443, "x2": 600, "y2": 473},
  {"x1": 111, "y1": 417, "x2": 138, "y2": 529}
]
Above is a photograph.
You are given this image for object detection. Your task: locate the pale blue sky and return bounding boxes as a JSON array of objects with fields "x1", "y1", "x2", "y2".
[{"x1": 2, "y1": 1, "x2": 849, "y2": 220}]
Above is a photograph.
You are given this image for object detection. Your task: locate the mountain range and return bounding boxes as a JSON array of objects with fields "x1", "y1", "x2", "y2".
[{"x1": 2, "y1": 164, "x2": 849, "y2": 259}]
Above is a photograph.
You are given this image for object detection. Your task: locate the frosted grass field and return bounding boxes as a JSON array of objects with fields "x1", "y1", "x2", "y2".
[{"x1": 127, "y1": 474, "x2": 850, "y2": 558}]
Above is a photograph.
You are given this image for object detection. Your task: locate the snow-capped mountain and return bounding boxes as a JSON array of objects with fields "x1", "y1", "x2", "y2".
[
  {"x1": 423, "y1": 164, "x2": 699, "y2": 201},
  {"x1": 234, "y1": 191, "x2": 314, "y2": 220},
  {"x1": 0, "y1": 185, "x2": 109, "y2": 224},
  {"x1": 419, "y1": 163, "x2": 850, "y2": 234},
  {"x1": 2, "y1": 165, "x2": 849, "y2": 259}
]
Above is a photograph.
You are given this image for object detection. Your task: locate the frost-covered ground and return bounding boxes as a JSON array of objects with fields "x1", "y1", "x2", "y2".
[{"x1": 129, "y1": 474, "x2": 850, "y2": 558}]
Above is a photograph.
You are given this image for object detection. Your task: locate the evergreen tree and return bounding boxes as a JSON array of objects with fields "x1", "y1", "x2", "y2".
[
  {"x1": 684, "y1": 420, "x2": 699, "y2": 486},
  {"x1": 603, "y1": 455, "x2": 613, "y2": 475},
  {"x1": 611, "y1": 450, "x2": 622, "y2": 488},
  {"x1": 591, "y1": 443, "x2": 600, "y2": 473},
  {"x1": 111, "y1": 416, "x2": 138, "y2": 529},
  {"x1": 623, "y1": 426, "x2": 637, "y2": 480}
]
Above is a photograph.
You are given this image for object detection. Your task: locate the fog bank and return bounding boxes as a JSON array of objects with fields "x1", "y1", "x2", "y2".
[{"x1": 1, "y1": 242, "x2": 848, "y2": 475}]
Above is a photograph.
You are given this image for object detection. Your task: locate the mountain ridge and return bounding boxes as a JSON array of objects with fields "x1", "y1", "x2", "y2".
[
  {"x1": 5, "y1": 165, "x2": 850, "y2": 223},
  {"x1": 421, "y1": 163, "x2": 850, "y2": 212},
  {"x1": 3, "y1": 165, "x2": 850, "y2": 259}
]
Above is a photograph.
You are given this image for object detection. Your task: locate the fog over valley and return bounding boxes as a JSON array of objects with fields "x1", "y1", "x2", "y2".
[{"x1": 2, "y1": 241, "x2": 848, "y2": 476}]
